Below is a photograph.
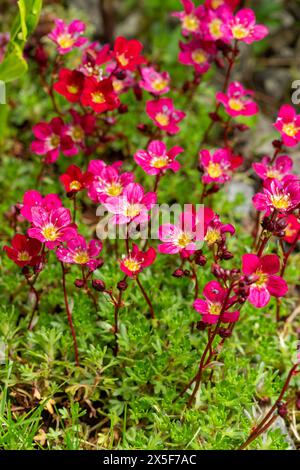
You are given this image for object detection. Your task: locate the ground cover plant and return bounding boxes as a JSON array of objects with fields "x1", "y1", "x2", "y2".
[{"x1": 0, "y1": 0, "x2": 299, "y2": 451}]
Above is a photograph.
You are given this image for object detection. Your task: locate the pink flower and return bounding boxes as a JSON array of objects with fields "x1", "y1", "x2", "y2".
[
  {"x1": 199, "y1": 148, "x2": 243, "y2": 184},
  {"x1": 172, "y1": 0, "x2": 205, "y2": 36},
  {"x1": 87, "y1": 160, "x2": 134, "y2": 203},
  {"x1": 282, "y1": 215, "x2": 300, "y2": 244},
  {"x1": 252, "y1": 177, "x2": 300, "y2": 215},
  {"x1": 134, "y1": 140, "x2": 183, "y2": 176},
  {"x1": 31, "y1": 117, "x2": 77, "y2": 163},
  {"x1": 179, "y1": 39, "x2": 216, "y2": 74},
  {"x1": 4, "y1": 234, "x2": 43, "y2": 268},
  {"x1": 146, "y1": 98, "x2": 185, "y2": 135},
  {"x1": 80, "y1": 43, "x2": 112, "y2": 79},
  {"x1": 228, "y1": 9, "x2": 269, "y2": 44},
  {"x1": 48, "y1": 19, "x2": 88, "y2": 55},
  {"x1": 56, "y1": 235, "x2": 102, "y2": 271},
  {"x1": 205, "y1": 0, "x2": 240, "y2": 11},
  {"x1": 274, "y1": 105, "x2": 300, "y2": 147},
  {"x1": 216, "y1": 82, "x2": 258, "y2": 117},
  {"x1": 66, "y1": 110, "x2": 96, "y2": 150},
  {"x1": 252, "y1": 155, "x2": 293, "y2": 182},
  {"x1": 203, "y1": 207, "x2": 235, "y2": 246},
  {"x1": 193, "y1": 280, "x2": 240, "y2": 324},
  {"x1": 20, "y1": 190, "x2": 62, "y2": 222},
  {"x1": 139, "y1": 67, "x2": 170, "y2": 96},
  {"x1": 242, "y1": 254, "x2": 288, "y2": 308},
  {"x1": 158, "y1": 209, "x2": 202, "y2": 257},
  {"x1": 28, "y1": 207, "x2": 77, "y2": 249},
  {"x1": 202, "y1": 8, "x2": 231, "y2": 42},
  {"x1": 120, "y1": 244, "x2": 156, "y2": 277},
  {"x1": 103, "y1": 183, "x2": 156, "y2": 225}
]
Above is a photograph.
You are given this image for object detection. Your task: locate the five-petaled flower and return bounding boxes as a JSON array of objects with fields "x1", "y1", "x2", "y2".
[
  {"x1": 252, "y1": 177, "x2": 300, "y2": 215},
  {"x1": 242, "y1": 254, "x2": 288, "y2": 308},
  {"x1": 252, "y1": 155, "x2": 294, "y2": 182},
  {"x1": 134, "y1": 140, "x2": 183, "y2": 176},
  {"x1": 139, "y1": 67, "x2": 170, "y2": 96},
  {"x1": 48, "y1": 19, "x2": 88, "y2": 55},
  {"x1": 81, "y1": 77, "x2": 120, "y2": 113},
  {"x1": 199, "y1": 148, "x2": 243, "y2": 184},
  {"x1": 87, "y1": 160, "x2": 134, "y2": 203},
  {"x1": 274, "y1": 105, "x2": 300, "y2": 147},
  {"x1": 179, "y1": 39, "x2": 216, "y2": 74},
  {"x1": 172, "y1": 0, "x2": 205, "y2": 36},
  {"x1": 103, "y1": 182, "x2": 156, "y2": 225},
  {"x1": 21, "y1": 190, "x2": 62, "y2": 222},
  {"x1": 56, "y1": 235, "x2": 102, "y2": 271},
  {"x1": 146, "y1": 98, "x2": 185, "y2": 135},
  {"x1": 53, "y1": 68, "x2": 85, "y2": 103},
  {"x1": 203, "y1": 207, "x2": 235, "y2": 246},
  {"x1": 282, "y1": 215, "x2": 300, "y2": 244},
  {"x1": 216, "y1": 82, "x2": 258, "y2": 117},
  {"x1": 4, "y1": 234, "x2": 43, "y2": 268},
  {"x1": 113, "y1": 36, "x2": 145, "y2": 71},
  {"x1": 28, "y1": 207, "x2": 77, "y2": 249},
  {"x1": 120, "y1": 244, "x2": 156, "y2": 277},
  {"x1": 227, "y1": 8, "x2": 268, "y2": 43},
  {"x1": 193, "y1": 280, "x2": 240, "y2": 324},
  {"x1": 60, "y1": 164, "x2": 93, "y2": 194}
]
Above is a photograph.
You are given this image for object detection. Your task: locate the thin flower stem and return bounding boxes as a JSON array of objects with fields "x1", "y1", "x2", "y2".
[
  {"x1": 60, "y1": 262, "x2": 79, "y2": 366},
  {"x1": 25, "y1": 274, "x2": 40, "y2": 331},
  {"x1": 153, "y1": 173, "x2": 161, "y2": 193},
  {"x1": 136, "y1": 276, "x2": 155, "y2": 319},
  {"x1": 113, "y1": 276, "x2": 127, "y2": 356},
  {"x1": 239, "y1": 364, "x2": 299, "y2": 450},
  {"x1": 73, "y1": 194, "x2": 77, "y2": 223},
  {"x1": 81, "y1": 266, "x2": 98, "y2": 312},
  {"x1": 190, "y1": 262, "x2": 199, "y2": 300}
]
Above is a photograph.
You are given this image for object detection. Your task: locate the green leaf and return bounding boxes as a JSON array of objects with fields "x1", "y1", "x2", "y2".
[{"x1": 0, "y1": 44, "x2": 28, "y2": 83}]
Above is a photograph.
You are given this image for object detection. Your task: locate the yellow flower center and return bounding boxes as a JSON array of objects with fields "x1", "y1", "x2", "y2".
[
  {"x1": 123, "y1": 257, "x2": 141, "y2": 272},
  {"x1": 183, "y1": 14, "x2": 199, "y2": 32},
  {"x1": 205, "y1": 228, "x2": 221, "y2": 246},
  {"x1": 176, "y1": 232, "x2": 192, "y2": 248},
  {"x1": 270, "y1": 194, "x2": 291, "y2": 210},
  {"x1": 282, "y1": 122, "x2": 298, "y2": 137},
  {"x1": 228, "y1": 98, "x2": 244, "y2": 111},
  {"x1": 106, "y1": 182, "x2": 123, "y2": 197},
  {"x1": 266, "y1": 169, "x2": 281, "y2": 179},
  {"x1": 92, "y1": 91, "x2": 106, "y2": 104},
  {"x1": 151, "y1": 156, "x2": 169, "y2": 169},
  {"x1": 50, "y1": 134, "x2": 60, "y2": 148},
  {"x1": 69, "y1": 180, "x2": 82, "y2": 190},
  {"x1": 209, "y1": 19, "x2": 222, "y2": 39},
  {"x1": 125, "y1": 204, "x2": 141, "y2": 218},
  {"x1": 211, "y1": 0, "x2": 224, "y2": 8},
  {"x1": 71, "y1": 125, "x2": 84, "y2": 142},
  {"x1": 191, "y1": 49, "x2": 207, "y2": 65},
  {"x1": 42, "y1": 224, "x2": 59, "y2": 241},
  {"x1": 17, "y1": 251, "x2": 31, "y2": 261},
  {"x1": 57, "y1": 34, "x2": 75, "y2": 49},
  {"x1": 152, "y1": 78, "x2": 168, "y2": 92},
  {"x1": 155, "y1": 112, "x2": 170, "y2": 126},
  {"x1": 207, "y1": 162, "x2": 222, "y2": 178},
  {"x1": 113, "y1": 80, "x2": 124, "y2": 93},
  {"x1": 67, "y1": 84, "x2": 79, "y2": 94},
  {"x1": 232, "y1": 25, "x2": 249, "y2": 40},
  {"x1": 73, "y1": 250, "x2": 90, "y2": 264},
  {"x1": 254, "y1": 270, "x2": 268, "y2": 287},
  {"x1": 117, "y1": 53, "x2": 129, "y2": 67},
  {"x1": 285, "y1": 225, "x2": 296, "y2": 238},
  {"x1": 209, "y1": 303, "x2": 222, "y2": 316}
]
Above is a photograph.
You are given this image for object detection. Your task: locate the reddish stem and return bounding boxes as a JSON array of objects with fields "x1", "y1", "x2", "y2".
[{"x1": 60, "y1": 262, "x2": 79, "y2": 366}]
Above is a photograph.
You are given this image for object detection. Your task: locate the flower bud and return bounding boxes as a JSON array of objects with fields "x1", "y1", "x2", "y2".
[
  {"x1": 74, "y1": 279, "x2": 84, "y2": 288},
  {"x1": 184, "y1": 269, "x2": 191, "y2": 277},
  {"x1": 277, "y1": 401, "x2": 288, "y2": 418},
  {"x1": 172, "y1": 268, "x2": 184, "y2": 278},
  {"x1": 118, "y1": 104, "x2": 128, "y2": 114},
  {"x1": 92, "y1": 279, "x2": 106, "y2": 292},
  {"x1": 196, "y1": 321, "x2": 207, "y2": 331},
  {"x1": 194, "y1": 250, "x2": 207, "y2": 266},
  {"x1": 209, "y1": 112, "x2": 221, "y2": 122},
  {"x1": 115, "y1": 70, "x2": 126, "y2": 80},
  {"x1": 218, "y1": 328, "x2": 232, "y2": 338},
  {"x1": 272, "y1": 139, "x2": 282, "y2": 149},
  {"x1": 220, "y1": 250, "x2": 234, "y2": 260},
  {"x1": 117, "y1": 280, "x2": 128, "y2": 291},
  {"x1": 212, "y1": 263, "x2": 225, "y2": 279}
]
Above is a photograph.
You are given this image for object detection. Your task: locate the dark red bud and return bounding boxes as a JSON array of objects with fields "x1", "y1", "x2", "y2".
[
  {"x1": 74, "y1": 279, "x2": 84, "y2": 288},
  {"x1": 92, "y1": 279, "x2": 106, "y2": 292},
  {"x1": 118, "y1": 104, "x2": 128, "y2": 114},
  {"x1": 117, "y1": 280, "x2": 128, "y2": 291},
  {"x1": 172, "y1": 268, "x2": 184, "y2": 278}
]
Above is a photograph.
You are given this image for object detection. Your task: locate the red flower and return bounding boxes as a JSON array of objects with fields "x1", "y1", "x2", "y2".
[
  {"x1": 53, "y1": 68, "x2": 84, "y2": 103},
  {"x1": 4, "y1": 234, "x2": 43, "y2": 267},
  {"x1": 282, "y1": 215, "x2": 300, "y2": 244},
  {"x1": 60, "y1": 165, "x2": 93, "y2": 193},
  {"x1": 114, "y1": 36, "x2": 146, "y2": 71},
  {"x1": 120, "y1": 244, "x2": 156, "y2": 278},
  {"x1": 81, "y1": 77, "x2": 120, "y2": 113}
]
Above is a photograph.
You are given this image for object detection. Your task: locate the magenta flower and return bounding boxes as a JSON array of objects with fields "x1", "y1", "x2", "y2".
[
  {"x1": 199, "y1": 148, "x2": 243, "y2": 184},
  {"x1": 28, "y1": 207, "x2": 77, "y2": 249},
  {"x1": 252, "y1": 155, "x2": 293, "y2": 182},
  {"x1": 146, "y1": 98, "x2": 185, "y2": 135},
  {"x1": 179, "y1": 39, "x2": 216, "y2": 74},
  {"x1": 204, "y1": 0, "x2": 240, "y2": 10},
  {"x1": 172, "y1": 0, "x2": 205, "y2": 36},
  {"x1": 203, "y1": 8, "x2": 231, "y2": 42},
  {"x1": 193, "y1": 281, "x2": 240, "y2": 325},
  {"x1": 158, "y1": 210, "x2": 202, "y2": 257},
  {"x1": 274, "y1": 105, "x2": 300, "y2": 147},
  {"x1": 228, "y1": 8, "x2": 269, "y2": 44},
  {"x1": 242, "y1": 254, "x2": 288, "y2": 308},
  {"x1": 56, "y1": 235, "x2": 102, "y2": 271},
  {"x1": 48, "y1": 19, "x2": 88, "y2": 55},
  {"x1": 282, "y1": 215, "x2": 300, "y2": 244},
  {"x1": 66, "y1": 110, "x2": 96, "y2": 150},
  {"x1": 21, "y1": 190, "x2": 62, "y2": 222},
  {"x1": 204, "y1": 207, "x2": 235, "y2": 246},
  {"x1": 31, "y1": 117, "x2": 77, "y2": 163},
  {"x1": 216, "y1": 82, "x2": 258, "y2": 117},
  {"x1": 87, "y1": 160, "x2": 134, "y2": 203},
  {"x1": 252, "y1": 177, "x2": 300, "y2": 215},
  {"x1": 134, "y1": 140, "x2": 183, "y2": 176},
  {"x1": 120, "y1": 244, "x2": 156, "y2": 278},
  {"x1": 103, "y1": 183, "x2": 156, "y2": 225},
  {"x1": 139, "y1": 67, "x2": 170, "y2": 96}
]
